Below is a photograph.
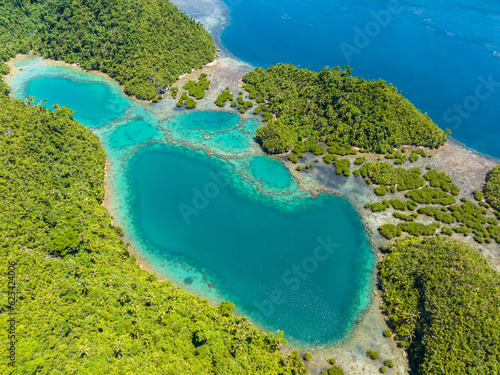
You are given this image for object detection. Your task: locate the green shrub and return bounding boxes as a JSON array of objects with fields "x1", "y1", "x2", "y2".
[
  {"x1": 441, "y1": 227, "x2": 453, "y2": 236},
  {"x1": 323, "y1": 154, "x2": 336, "y2": 164},
  {"x1": 303, "y1": 353, "x2": 311, "y2": 361},
  {"x1": 453, "y1": 226, "x2": 472, "y2": 236},
  {"x1": 367, "y1": 350, "x2": 380, "y2": 360},
  {"x1": 380, "y1": 366, "x2": 387, "y2": 373},
  {"x1": 215, "y1": 88, "x2": 231, "y2": 107},
  {"x1": 289, "y1": 155, "x2": 299, "y2": 163},
  {"x1": 473, "y1": 190, "x2": 484, "y2": 201},
  {"x1": 447, "y1": 201, "x2": 491, "y2": 237},
  {"x1": 329, "y1": 358, "x2": 336, "y2": 364},
  {"x1": 398, "y1": 222, "x2": 440, "y2": 236},
  {"x1": 296, "y1": 165, "x2": 302, "y2": 171},
  {"x1": 327, "y1": 143, "x2": 357, "y2": 156},
  {"x1": 383, "y1": 329, "x2": 392, "y2": 337},
  {"x1": 366, "y1": 162, "x2": 398, "y2": 185},
  {"x1": 424, "y1": 169, "x2": 460, "y2": 195},
  {"x1": 384, "y1": 359, "x2": 394, "y2": 368},
  {"x1": 171, "y1": 87, "x2": 179, "y2": 99},
  {"x1": 375, "y1": 186, "x2": 387, "y2": 196},
  {"x1": 365, "y1": 162, "x2": 424, "y2": 191},
  {"x1": 334, "y1": 159, "x2": 351, "y2": 176},
  {"x1": 328, "y1": 366, "x2": 344, "y2": 375},
  {"x1": 418, "y1": 206, "x2": 456, "y2": 224},
  {"x1": 379, "y1": 224, "x2": 402, "y2": 239},
  {"x1": 185, "y1": 98, "x2": 196, "y2": 109},
  {"x1": 370, "y1": 200, "x2": 390, "y2": 212},
  {"x1": 312, "y1": 144, "x2": 326, "y2": 155},
  {"x1": 305, "y1": 163, "x2": 312, "y2": 169},
  {"x1": 354, "y1": 157, "x2": 365, "y2": 165},
  {"x1": 393, "y1": 212, "x2": 415, "y2": 222},
  {"x1": 405, "y1": 187, "x2": 456, "y2": 205},
  {"x1": 412, "y1": 148, "x2": 428, "y2": 157},
  {"x1": 389, "y1": 199, "x2": 410, "y2": 211}
]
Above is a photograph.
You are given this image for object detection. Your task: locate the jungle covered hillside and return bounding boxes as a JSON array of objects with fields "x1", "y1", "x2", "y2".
[
  {"x1": 0, "y1": 0, "x2": 216, "y2": 100},
  {"x1": 242, "y1": 64, "x2": 447, "y2": 154},
  {"x1": 485, "y1": 165, "x2": 500, "y2": 212},
  {"x1": 379, "y1": 237, "x2": 500, "y2": 375}
]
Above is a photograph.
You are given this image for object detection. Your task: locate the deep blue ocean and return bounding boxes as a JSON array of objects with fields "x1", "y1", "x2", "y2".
[{"x1": 221, "y1": 0, "x2": 500, "y2": 158}]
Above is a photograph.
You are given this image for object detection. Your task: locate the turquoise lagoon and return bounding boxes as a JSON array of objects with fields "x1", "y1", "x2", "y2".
[{"x1": 10, "y1": 58, "x2": 374, "y2": 346}]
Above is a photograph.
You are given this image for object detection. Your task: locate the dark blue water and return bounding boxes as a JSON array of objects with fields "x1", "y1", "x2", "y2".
[{"x1": 221, "y1": 0, "x2": 500, "y2": 157}]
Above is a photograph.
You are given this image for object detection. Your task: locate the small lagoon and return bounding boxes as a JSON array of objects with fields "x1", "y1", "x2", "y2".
[{"x1": 10, "y1": 57, "x2": 374, "y2": 346}]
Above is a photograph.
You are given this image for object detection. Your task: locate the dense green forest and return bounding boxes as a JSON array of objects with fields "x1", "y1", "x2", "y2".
[
  {"x1": 0, "y1": 96, "x2": 305, "y2": 373},
  {"x1": 485, "y1": 165, "x2": 500, "y2": 212},
  {"x1": 242, "y1": 64, "x2": 447, "y2": 154},
  {"x1": 378, "y1": 237, "x2": 500, "y2": 375},
  {"x1": 0, "y1": 0, "x2": 215, "y2": 100}
]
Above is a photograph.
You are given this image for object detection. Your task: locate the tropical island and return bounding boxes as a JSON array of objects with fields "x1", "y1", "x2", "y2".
[{"x1": 1, "y1": 0, "x2": 499, "y2": 374}]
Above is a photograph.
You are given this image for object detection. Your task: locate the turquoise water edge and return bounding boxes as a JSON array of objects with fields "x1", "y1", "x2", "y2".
[{"x1": 10, "y1": 58, "x2": 374, "y2": 346}]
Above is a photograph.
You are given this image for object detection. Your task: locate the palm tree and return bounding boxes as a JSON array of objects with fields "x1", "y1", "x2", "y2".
[
  {"x1": 78, "y1": 342, "x2": 90, "y2": 358},
  {"x1": 119, "y1": 292, "x2": 130, "y2": 306},
  {"x1": 80, "y1": 282, "x2": 89, "y2": 296},
  {"x1": 113, "y1": 340, "x2": 123, "y2": 358},
  {"x1": 131, "y1": 321, "x2": 142, "y2": 339}
]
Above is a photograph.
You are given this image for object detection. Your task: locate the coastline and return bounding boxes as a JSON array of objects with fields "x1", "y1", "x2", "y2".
[
  {"x1": 5, "y1": 51, "x2": 220, "y2": 104},
  {"x1": 3, "y1": 1, "x2": 499, "y2": 374}
]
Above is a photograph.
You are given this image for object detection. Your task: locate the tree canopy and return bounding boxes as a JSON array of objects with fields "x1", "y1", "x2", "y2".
[
  {"x1": 484, "y1": 165, "x2": 500, "y2": 212},
  {"x1": 0, "y1": 0, "x2": 216, "y2": 100},
  {"x1": 243, "y1": 64, "x2": 446, "y2": 154},
  {"x1": 379, "y1": 237, "x2": 500, "y2": 374}
]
